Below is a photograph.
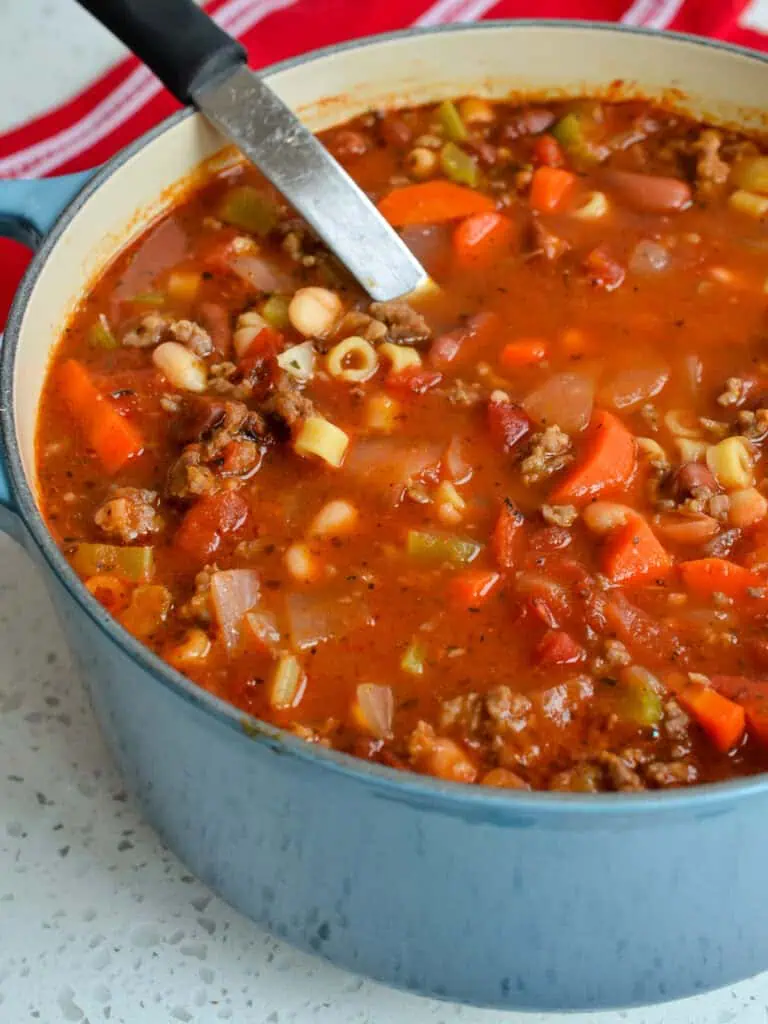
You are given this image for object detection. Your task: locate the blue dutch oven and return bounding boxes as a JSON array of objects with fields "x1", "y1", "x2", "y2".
[{"x1": 1, "y1": 22, "x2": 768, "y2": 1011}]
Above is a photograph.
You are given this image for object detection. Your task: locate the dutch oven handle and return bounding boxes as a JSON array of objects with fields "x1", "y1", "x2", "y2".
[{"x1": 0, "y1": 171, "x2": 94, "y2": 538}]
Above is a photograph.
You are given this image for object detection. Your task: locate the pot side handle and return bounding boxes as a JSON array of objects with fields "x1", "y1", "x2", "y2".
[{"x1": 0, "y1": 171, "x2": 95, "y2": 540}]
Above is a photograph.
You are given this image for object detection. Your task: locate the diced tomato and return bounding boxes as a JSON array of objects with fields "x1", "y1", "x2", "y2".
[
  {"x1": 584, "y1": 246, "x2": 625, "y2": 291},
  {"x1": 535, "y1": 630, "x2": 584, "y2": 666},
  {"x1": 529, "y1": 526, "x2": 572, "y2": 553},
  {"x1": 492, "y1": 500, "x2": 525, "y2": 570},
  {"x1": 532, "y1": 134, "x2": 564, "y2": 168},
  {"x1": 429, "y1": 311, "x2": 499, "y2": 368},
  {"x1": 487, "y1": 396, "x2": 531, "y2": 452},
  {"x1": 176, "y1": 490, "x2": 249, "y2": 560},
  {"x1": 387, "y1": 368, "x2": 443, "y2": 393},
  {"x1": 450, "y1": 570, "x2": 501, "y2": 609},
  {"x1": 242, "y1": 326, "x2": 283, "y2": 361},
  {"x1": 529, "y1": 596, "x2": 560, "y2": 629}
]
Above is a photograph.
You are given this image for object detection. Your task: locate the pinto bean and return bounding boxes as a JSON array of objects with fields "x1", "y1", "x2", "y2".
[
  {"x1": 600, "y1": 169, "x2": 692, "y2": 213},
  {"x1": 673, "y1": 462, "x2": 718, "y2": 500}
]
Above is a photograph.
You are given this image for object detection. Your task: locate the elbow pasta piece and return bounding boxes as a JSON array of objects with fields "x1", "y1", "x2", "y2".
[
  {"x1": 326, "y1": 336, "x2": 379, "y2": 382},
  {"x1": 664, "y1": 409, "x2": 703, "y2": 439},
  {"x1": 365, "y1": 393, "x2": 401, "y2": 433},
  {"x1": 674, "y1": 438, "x2": 710, "y2": 463},
  {"x1": 379, "y1": 342, "x2": 422, "y2": 374},
  {"x1": 294, "y1": 416, "x2": 350, "y2": 468}
]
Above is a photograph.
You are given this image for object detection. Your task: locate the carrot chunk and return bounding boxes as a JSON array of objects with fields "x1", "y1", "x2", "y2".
[
  {"x1": 58, "y1": 359, "x2": 144, "y2": 474},
  {"x1": 377, "y1": 181, "x2": 495, "y2": 226},
  {"x1": 550, "y1": 410, "x2": 637, "y2": 504},
  {"x1": 602, "y1": 515, "x2": 672, "y2": 586},
  {"x1": 499, "y1": 337, "x2": 549, "y2": 371},
  {"x1": 678, "y1": 558, "x2": 763, "y2": 599},
  {"x1": 453, "y1": 211, "x2": 515, "y2": 263},
  {"x1": 532, "y1": 134, "x2": 564, "y2": 168},
  {"x1": 677, "y1": 682, "x2": 746, "y2": 753},
  {"x1": 529, "y1": 167, "x2": 576, "y2": 213},
  {"x1": 450, "y1": 570, "x2": 500, "y2": 609}
]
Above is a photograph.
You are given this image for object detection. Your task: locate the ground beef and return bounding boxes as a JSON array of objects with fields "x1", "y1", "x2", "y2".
[
  {"x1": 530, "y1": 219, "x2": 571, "y2": 261},
  {"x1": 541, "y1": 504, "x2": 578, "y2": 527},
  {"x1": 180, "y1": 566, "x2": 215, "y2": 623},
  {"x1": 717, "y1": 376, "x2": 748, "y2": 408},
  {"x1": 334, "y1": 309, "x2": 388, "y2": 345},
  {"x1": 520, "y1": 426, "x2": 573, "y2": 485},
  {"x1": 644, "y1": 760, "x2": 698, "y2": 787},
  {"x1": 440, "y1": 379, "x2": 485, "y2": 407},
  {"x1": 693, "y1": 130, "x2": 730, "y2": 192},
  {"x1": 166, "y1": 447, "x2": 218, "y2": 500},
  {"x1": 596, "y1": 750, "x2": 644, "y2": 791},
  {"x1": 263, "y1": 372, "x2": 315, "y2": 430},
  {"x1": 94, "y1": 487, "x2": 161, "y2": 542},
  {"x1": 122, "y1": 314, "x2": 213, "y2": 356},
  {"x1": 738, "y1": 408, "x2": 768, "y2": 442},
  {"x1": 484, "y1": 686, "x2": 532, "y2": 735},
  {"x1": 368, "y1": 300, "x2": 431, "y2": 346},
  {"x1": 122, "y1": 313, "x2": 167, "y2": 348}
]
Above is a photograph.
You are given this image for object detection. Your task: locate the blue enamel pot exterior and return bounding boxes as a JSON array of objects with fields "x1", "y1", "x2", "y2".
[{"x1": 4, "y1": 22, "x2": 768, "y2": 1011}]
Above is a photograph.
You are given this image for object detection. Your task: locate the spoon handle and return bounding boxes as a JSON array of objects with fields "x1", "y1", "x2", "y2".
[
  {"x1": 74, "y1": 0, "x2": 246, "y2": 102},
  {"x1": 73, "y1": 0, "x2": 429, "y2": 301}
]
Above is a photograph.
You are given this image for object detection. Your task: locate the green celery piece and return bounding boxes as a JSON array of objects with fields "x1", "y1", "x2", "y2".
[
  {"x1": 219, "y1": 185, "x2": 278, "y2": 236},
  {"x1": 618, "y1": 677, "x2": 663, "y2": 728},
  {"x1": 130, "y1": 292, "x2": 166, "y2": 307},
  {"x1": 260, "y1": 294, "x2": 290, "y2": 329},
  {"x1": 440, "y1": 142, "x2": 478, "y2": 188},
  {"x1": 70, "y1": 542, "x2": 154, "y2": 583},
  {"x1": 438, "y1": 100, "x2": 468, "y2": 143},
  {"x1": 88, "y1": 315, "x2": 118, "y2": 350},
  {"x1": 551, "y1": 112, "x2": 584, "y2": 149},
  {"x1": 406, "y1": 529, "x2": 482, "y2": 566}
]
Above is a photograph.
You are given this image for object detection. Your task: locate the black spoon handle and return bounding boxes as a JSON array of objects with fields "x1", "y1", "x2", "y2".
[{"x1": 74, "y1": 0, "x2": 246, "y2": 103}]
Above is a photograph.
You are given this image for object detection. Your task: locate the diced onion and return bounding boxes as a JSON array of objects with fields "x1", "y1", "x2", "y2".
[
  {"x1": 228, "y1": 253, "x2": 295, "y2": 293},
  {"x1": 523, "y1": 373, "x2": 594, "y2": 433},
  {"x1": 277, "y1": 341, "x2": 316, "y2": 382},
  {"x1": 353, "y1": 683, "x2": 394, "y2": 739},
  {"x1": 443, "y1": 436, "x2": 473, "y2": 484},
  {"x1": 210, "y1": 569, "x2": 260, "y2": 651},
  {"x1": 600, "y1": 363, "x2": 668, "y2": 411},
  {"x1": 628, "y1": 240, "x2": 670, "y2": 275},
  {"x1": 343, "y1": 439, "x2": 442, "y2": 504},
  {"x1": 286, "y1": 589, "x2": 373, "y2": 650},
  {"x1": 326, "y1": 336, "x2": 378, "y2": 382},
  {"x1": 270, "y1": 653, "x2": 306, "y2": 710},
  {"x1": 294, "y1": 416, "x2": 349, "y2": 468},
  {"x1": 243, "y1": 610, "x2": 281, "y2": 654},
  {"x1": 571, "y1": 191, "x2": 608, "y2": 220}
]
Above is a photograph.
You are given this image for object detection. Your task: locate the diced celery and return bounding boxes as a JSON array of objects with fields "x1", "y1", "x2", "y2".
[
  {"x1": 219, "y1": 185, "x2": 278, "y2": 235},
  {"x1": 731, "y1": 156, "x2": 768, "y2": 196},
  {"x1": 438, "y1": 100, "x2": 468, "y2": 143},
  {"x1": 70, "y1": 542, "x2": 154, "y2": 583},
  {"x1": 616, "y1": 667, "x2": 664, "y2": 728},
  {"x1": 551, "y1": 112, "x2": 584, "y2": 150},
  {"x1": 260, "y1": 294, "x2": 290, "y2": 329},
  {"x1": 406, "y1": 529, "x2": 482, "y2": 566},
  {"x1": 401, "y1": 639, "x2": 427, "y2": 676},
  {"x1": 130, "y1": 292, "x2": 166, "y2": 307},
  {"x1": 440, "y1": 142, "x2": 478, "y2": 188},
  {"x1": 88, "y1": 314, "x2": 118, "y2": 350}
]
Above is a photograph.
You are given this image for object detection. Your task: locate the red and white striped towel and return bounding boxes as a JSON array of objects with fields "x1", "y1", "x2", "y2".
[{"x1": 0, "y1": 0, "x2": 765, "y2": 322}]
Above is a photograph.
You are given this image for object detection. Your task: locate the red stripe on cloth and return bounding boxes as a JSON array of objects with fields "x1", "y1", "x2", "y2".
[{"x1": 1, "y1": 0, "x2": 767, "y2": 326}]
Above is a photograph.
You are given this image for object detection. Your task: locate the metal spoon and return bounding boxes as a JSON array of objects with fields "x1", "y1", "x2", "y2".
[{"x1": 73, "y1": 0, "x2": 429, "y2": 302}]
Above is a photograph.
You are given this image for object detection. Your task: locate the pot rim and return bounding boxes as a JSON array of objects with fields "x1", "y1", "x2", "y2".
[{"x1": 5, "y1": 18, "x2": 768, "y2": 819}]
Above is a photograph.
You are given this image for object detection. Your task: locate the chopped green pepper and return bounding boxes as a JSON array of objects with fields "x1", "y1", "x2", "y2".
[
  {"x1": 440, "y1": 142, "x2": 478, "y2": 188},
  {"x1": 130, "y1": 292, "x2": 166, "y2": 307},
  {"x1": 551, "y1": 112, "x2": 584, "y2": 150},
  {"x1": 260, "y1": 294, "x2": 290, "y2": 329},
  {"x1": 406, "y1": 529, "x2": 482, "y2": 566},
  {"x1": 401, "y1": 639, "x2": 427, "y2": 676},
  {"x1": 615, "y1": 667, "x2": 664, "y2": 728},
  {"x1": 88, "y1": 315, "x2": 118, "y2": 350},
  {"x1": 70, "y1": 543, "x2": 154, "y2": 583},
  {"x1": 438, "y1": 100, "x2": 468, "y2": 143},
  {"x1": 219, "y1": 185, "x2": 279, "y2": 236}
]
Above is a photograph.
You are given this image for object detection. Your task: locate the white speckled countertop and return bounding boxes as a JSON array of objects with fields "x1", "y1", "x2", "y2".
[{"x1": 3, "y1": 2, "x2": 768, "y2": 1021}]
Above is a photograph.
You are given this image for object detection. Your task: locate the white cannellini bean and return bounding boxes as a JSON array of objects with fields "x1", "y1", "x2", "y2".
[
  {"x1": 288, "y1": 287, "x2": 343, "y2": 338},
  {"x1": 308, "y1": 500, "x2": 359, "y2": 538},
  {"x1": 152, "y1": 341, "x2": 208, "y2": 392},
  {"x1": 582, "y1": 502, "x2": 632, "y2": 535}
]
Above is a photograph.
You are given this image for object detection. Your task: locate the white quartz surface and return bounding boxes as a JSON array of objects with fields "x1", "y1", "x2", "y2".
[{"x1": 3, "y1": 1, "x2": 768, "y2": 1020}]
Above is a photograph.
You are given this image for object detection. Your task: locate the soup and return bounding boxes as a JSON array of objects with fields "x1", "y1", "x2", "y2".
[{"x1": 36, "y1": 96, "x2": 768, "y2": 792}]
